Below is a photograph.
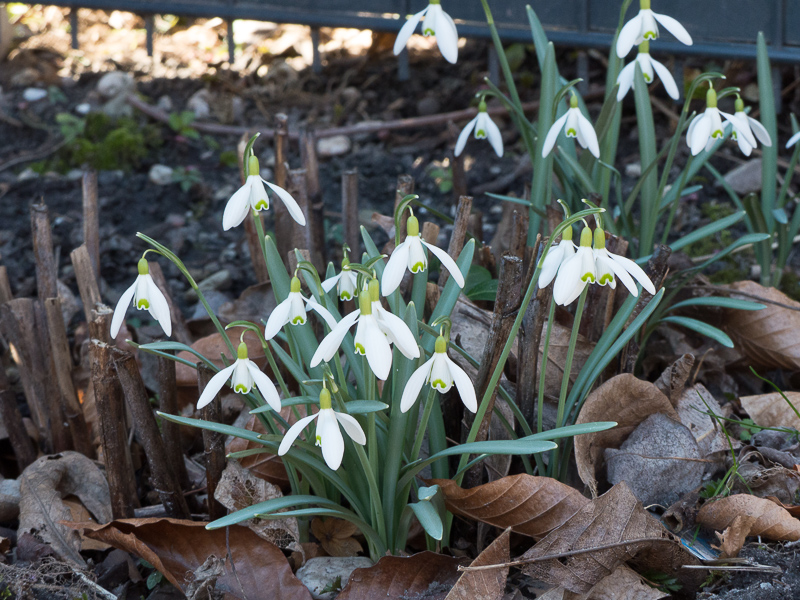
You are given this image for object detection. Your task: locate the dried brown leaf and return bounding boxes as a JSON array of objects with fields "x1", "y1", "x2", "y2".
[
  {"x1": 226, "y1": 414, "x2": 292, "y2": 491},
  {"x1": 445, "y1": 528, "x2": 510, "y2": 600},
  {"x1": 587, "y1": 564, "x2": 669, "y2": 600},
  {"x1": 431, "y1": 475, "x2": 589, "y2": 540},
  {"x1": 310, "y1": 517, "x2": 363, "y2": 557},
  {"x1": 518, "y1": 482, "x2": 694, "y2": 595},
  {"x1": 654, "y1": 354, "x2": 695, "y2": 406},
  {"x1": 337, "y1": 551, "x2": 465, "y2": 600},
  {"x1": 20, "y1": 452, "x2": 112, "y2": 567},
  {"x1": 698, "y1": 494, "x2": 800, "y2": 542},
  {"x1": 574, "y1": 374, "x2": 678, "y2": 496},
  {"x1": 675, "y1": 383, "x2": 735, "y2": 456},
  {"x1": 766, "y1": 496, "x2": 800, "y2": 516},
  {"x1": 537, "y1": 319, "x2": 595, "y2": 407},
  {"x1": 724, "y1": 280, "x2": 800, "y2": 370},
  {"x1": 215, "y1": 460, "x2": 299, "y2": 550},
  {"x1": 740, "y1": 391, "x2": 800, "y2": 431},
  {"x1": 66, "y1": 518, "x2": 312, "y2": 599},
  {"x1": 712, "y1": 514, "x2": 757, "y2": 559}
]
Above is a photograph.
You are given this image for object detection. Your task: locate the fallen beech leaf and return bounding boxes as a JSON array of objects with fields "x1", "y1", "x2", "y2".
[
  {"x1": 724, "y1": 280, "x2": 800, "y2": 370},
  {"x1": 588, "y1": 564, "x2": 669, "y2": 600},
  {"x1": 766, "y1": 496, "x2": 800, "y2": 517},
  {"x1": 574, "y1": 374, "x2": 678, "y2": 496},
  {"x1": 218, "y1": 282, "x2": 277, "y2": 324},
  {"x1": 654, "y1": 354, "x2": 695, "y2": 406},
  {"x1": 227, "y1": 414, "x2": 291, "y2": 491},
  {"x1": 518, "y1": 482, "x2": 693, "y2": 595},
  {"x1": 431, "y1": 475, "x2": 589, "y2": 540},
  {"x1": 311, "y1": 517, "x2": 363, "y2": 557},
  {"x1": 536, "y1": 319, "x2": 595, "y2": 407},
  {"x1": 712, "y1": 514, "x2": 757, "y2": 559},
  {"x1": 337, "y1": 551, "x2": 465, "y2": 599},
  {"x1": 215, "y1": 461, "x2": 299, "y2": 550},
  {"x1": 445, "y1": 528, "x2": 511, "y2": 600},
  {"x1": 740, "y1": 391, "x2": 800, "y2": 431},
  {"x1": 20, "y1": 452, "x2": 112, "y2": 567},
  {"x1": 66, "y1": 518, "x2": 312, "y2": 599},
  {"x1": 698, "y1": 494, "x2": 800, "y2": 542},
  {"x1": 675, "y1": 384, "x2": 735, "y2": 456}
]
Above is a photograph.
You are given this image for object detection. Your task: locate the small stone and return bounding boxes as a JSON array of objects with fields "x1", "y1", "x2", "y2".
[
  {"x1": 296, "y1": 557, "x2": 373, "y2": 600},
  {"x1": 187, "y1": 89, "x2": 211, "y2": 120},
  {"x1": 22, "y1": 88, "x2": 47, "y2": 102},
  {"x1": 721, "y1": 158, "x2": 762, "y2": 195},
  {"x1": 97, "y1": 71, "x2": 134, "y2": 99},
  {"x1": 625, "y1": 162, "x2": 642, "y2": 178},
  {"x1": 214, "y1": 184, "x2": 235, "y2": 202},
  {"x1": 148, "y1": 164, "x2": 174, "y2": 186},
  {"x1": 165, "y1": 213, "x2": 185, "y2": 228},
  {"x1": 75, "y1": 103, "x2": 91, "y2": 115},
  {"x1": 742, "y1": 83, "x2": 759, "y2": 104},
  {"x1": 416, "y1": 96, "x2": 441, "y2": 116},
  {"x1": 66, "y1": 169, "x2": 84, "y2": 181},
  {"x1": 17, "y1": 167, "x2": 38, "y2": 181},
  {"x1": 156, "y1": 95, "x2": 174, "y2": 112},
  {"x1": 317, "y1": 135, "x2": 352, "y2": 158},
  {"x1": 184, "y1": 270, "x2": 232, "y2": 302}
]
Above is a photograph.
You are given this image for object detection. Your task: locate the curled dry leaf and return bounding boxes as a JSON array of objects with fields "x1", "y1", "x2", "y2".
[
  {"x1": 445, "y1": 528, "x2": 511, "y2": 600},
  {"x1": 430, "y1": 475, "x2": 589, "y2": 540},
  {"x1": 337, "y1": 551, "x2": 466, "y2": 600},
  {"x1": 698, "y1": 494, "x2": 800, "y2": 542},
  {"x1": 712, "y1": 514, "x2": 757, "y2": 559},
  {"x1": 310, "y1": 517, "x2": 363, "y2": 557},
  {"x1": 654, "y1": 354, "x2": 695, "y2": 406},
  {"x1": 740, "y1": 391, "x2": 800, "y2": 431},
  {"x1": 518, "y1": 482, "x2": 698, "y2": 595},
  {"x1": 676, "y1": 383, "x2": 735, "y2": 456},
  {"x1": 574, "y1": 374, "x2": 678, "y2": 496},
  {"x1": 227, "y1": 414, "x2": 291, "y2": 491},
  {"x1": 587, "y1": 564, "x2": 669, "y2": 600},
  {"x1": 214, "y1": 460, "x2": 299, "y2": 550},
  {"x1": 723, "y1": 280, "x2": 800, "y2": 370},
  {"x1": 20, "y1": 452, "x2": 112, "y2": 567},
  {"x1": 766, "y1": 496, "x2": 800, "y2": 517},
  {"x1": 65, "y1": 518, "x2": 312, "y2": 599}
]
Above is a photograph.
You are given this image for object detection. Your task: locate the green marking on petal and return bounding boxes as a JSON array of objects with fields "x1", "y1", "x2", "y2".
[
  {"x1": 566, "y1": 128, "x2": 577, "y2": 137},
  {"x1": 355, "y1": 343, "x2": 366, "y2": 355},
  {"x1": 291, "y1": 316, "x2": 306, "y2": 325},
  {"x1": 255, "y1": 200, "x2": 269, "y2": 210},
  {"x1": 411, "y1": 262, "x2": 426, "y2": 273},
  {"x1": 431, "y1": 380, "x2": 447, "y2": 390},
  {"x1": 643, "y1": 73, "x2": 652, "y2": 83},
  {"x1": 582, "y1": 273, "x2": 596, "y2": 283},
  {"x1": 599, "y1": 273, "x2": 614, "y2": 285},
  {"x1": 137, "y1": 299, "x2": 150, "y2": 310},
  {"x1": 476, "y1": 129, "x2": 486, "y2": 137},
  {"x1": 340, "y1": 292, "x2": 352, "y2": 301},
  {"x1": 713, "y1": 130, "x2": 723, "y2": 138},
  {"x1": 235, "y1": 384, "x2": 248, "y2": 393},
  {"x1": 644, "y1": 31, "x2": 656, "y2": 40},
  {"x1": 423, "y1": 27, "x2": 434, "y2": 36},
  {"x1": 315, "y1": 435, "x2": 322, "y2": 446}
]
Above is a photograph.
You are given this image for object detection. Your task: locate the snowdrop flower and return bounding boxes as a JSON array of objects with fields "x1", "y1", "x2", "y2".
[
  {"x1": 311, "y1": 283, "x2": 417, "y2": 380},
  {"x1": 592, "y1": 228, "x2": 657, "y2": 298},
  {"x1": 369, "y1": 280, "x2": 420, "y2": 360},
  {"x1": 686, "y1": 87, "x2": 751, "y2": 156},
  {"x1": 553, "y1": 226, "x2": 597, "y2": 306},
  {"x1": 265, "y1": 276, "x2": 337, "y2": 340},
  {"x1": 542, "y1": 94, "x2": 600, "y2": 159},
  {"x1": 197, "y1": 342, "x2": 281, "y2": 411},
  {"x1": 787, "y1": 126, "x2": 800, "y2": 150},
  {"x1": 616, "y1": 41, "x2": 679, "y2": 101},
  {"x1": 400, "y1": 335, "x2": 476, "y2": 413},
  {"x1": 393, "y1": 0, "x2": 458, "y2": 64},
  {"x1": 278, "y1": 388, "x2": 366, "y2": 471},
  {"x1": 322, "y1": 256, "x2": 359, "y2": 301},
  {"x1": 616, "y1": 0, "x2": 693, "y2": 58},
  {"x1": 727, "y1": 96, "x2": 772, "y2": 156},
  {"x1": 538, "y1": 226, "x2": 576, "y2": 290},
  {"x1": 110, "y1": 258, "x2": 171, "y2": 339},
  {"x1": 223, "y1": 155, "x2": 306, "y2": 230},
  {"x1": 382, "y1": 215, "x2": 465, "y2": 296},
  {"x1": 455, "y1": 100, "x2": 503, "y2": 158}
]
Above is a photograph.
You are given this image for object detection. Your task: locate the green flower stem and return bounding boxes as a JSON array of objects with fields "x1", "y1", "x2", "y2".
[
  {"x1": 549, "y1": 285, "x2": 588, "y2": 477},
  {"x1": 411, "y1": 270, "x2": 427, "y2": 319},
  {"x1": 534, "y1": 297, "x2": 556, "y2": 475},
  {"x1": 353, "y1": 437, "x2": 387, "y2": 546},
  {"x1": 410, "y1": 387, "x2": 437, "y2": 463}
]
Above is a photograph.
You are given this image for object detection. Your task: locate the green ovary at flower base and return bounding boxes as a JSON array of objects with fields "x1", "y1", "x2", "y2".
[
  {"x1": 322, "y1": 254, "x2": 358, "y2": 301},
  {"x1": 110, "y1": 256, "x2": 172, "y2": 339},
  {"x1": 542, "y1": 94, "x2": 600, "y2": 158},
  {"x1": 454, "y1": 100, "x2": 504, "y2": 158},
  {"x1": 264, "y1": 275, "x2": 337, "y2": 340},
  {"x1": 686, "y1": 87, "x2": 756, "y2": 156}
]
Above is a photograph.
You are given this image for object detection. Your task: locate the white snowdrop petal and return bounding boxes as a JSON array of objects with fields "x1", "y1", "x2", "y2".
[
  {"x1": 432, "y1": 5, "x2": 459, "y2": 64},
  {"x1": 400, "y1": 358, "x2": 435, "y2": 412},
  {"x1": 264, "y1": 297, "x2": 292, "y2": 340},
  {"x1": 246, "y1": 361, "x2": 282, "y2": 412},
  {"x1": 650, "y1": 58, "x2": 680, "y2": 100},
  {"x1": 653, "y1": 12, "x2": 693, "y2": 46},
  {"x1": 222, "y1": 181, "x2": 252, "y2": 230},
  {"x1": 197, "y1": 364, "x2": 236, "y2": 409},
  {"x1": 318, "y1": 409, "x2": 345, "y2": 470},
  {"x1": 264, "y1": 180, "x2": 307, "y2": 226},
  {"x1": 423, "y1": 241, "x2": 465, "y2": 287},
  {"x1": 542, "y1": 113, "x2": 569, "y2": 157},
  {"x1": 454, "y1": 116, "x2": 478, "y2": 157},
  {"x1": 382, "y1": 241, "x2": 411, "y2": 296},
  {"x1": 616, "y1": 14, "x2": 643, "y2": 57},
  {"x1": 110, "y1": 280, "x2": 137, "y2": 339},
  {"x1": 145, "y1": 276, "x2": 172, "y2": 337},
  {"x1": 393, "y1": 8, "x2": 427, "y2": 56},
  {"x1": 335, "y1": 412, "x2": 367, "y2": 445},
  {"x1": 363, "y1": 317, "x2": 393, "y2": 380},
  {"x1": 484, "y1": 115, "x2": 504, "y2": 157},
  {"x1": 278, "y1": 413, "x2": 318, "y2": 456},
  {"x1": 448, "y1": 357, "x2": 477, "y2": 413},
  {"x1": 609, "y1": 252, "x2": 656, "y2": 295},
  {"x1": 311, "y1": 310, "x2": 360, "y2": 366},
  {"x1": 748, "y1": 117, "x2": 772, "y2": 147},
  {"x1": 321, "y1": 273, "x2": 342, "y2": 293}
]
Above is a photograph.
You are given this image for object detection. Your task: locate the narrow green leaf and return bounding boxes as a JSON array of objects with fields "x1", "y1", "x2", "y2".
[
  {"x1": 668, "y1": 211, "x2": 746, "y2": 252},
  {"x1": 207, "y1": 495, "x2": 347, "y2": 529},
  {"x1": 667, "y1": 298, "x2": 766, "y2": 312},
  {"x1": 409, "y1": 501, "x2": 443, "y2": 540},
  {"x1": 526, "y1": 421, "x2": 617, "y2": 440},
  {"x1": 660, "y1": 316, "x2": 734, "y2": 348},
  {"x1": 758, "y1": 32, "x2": 778, "y2": 232},
  {"x1": 633, "y1": 62, "x2": 658, "y2": 257}
]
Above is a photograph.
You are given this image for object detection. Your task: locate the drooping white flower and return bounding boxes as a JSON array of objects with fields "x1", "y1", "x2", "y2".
[
  {"x1": 278, "y1": 388, "x2": 366, "y2": 471},
  {"x1": 616, "y1": 0, "x2": 693, "y2": 58},
  {"x1": 553, "y1": 226, "x2": 597, "y2": 306},
  {"x1": 381, "y1": 215, "x2": 465, "y2": 296},
  {"x1": 726, "y1": 97, "x2": 772, "y2": 156},
  {"x1": 539, "y1": 228, "x2": 576, "y2": 290},
  {"x1": 110, "y1": 258, "x2": 172, "y2": 339},
  {"x1": 321, "y1": 257, "x2": 359, "y2": 301},
  {"x1": 686, "y1": 87, "x2": 753, "y2": 156},
  {"x1": 616, "y1": 41, "x2": 679, "y2": 101},
  {"x1": 542, "y1": 94, "x2": 600, "y2": 159},
  {"x1": 265, "y1": 276, "x2": 337, "y2": 340},
  {"x1": 370, "y1": 283, "x2": 420, "y2": 360},
  {"x1": 393, "y1": 0, "x2": 459, "y2": 64},
  {"x1": 592, "y1": 228, "x2": 657, "y2": 297},
  {"x1": 455, "y1": 100, "x2": 503, "y2": 158},
  {"x1": 311, "y1": 283, "x2": 418, "y2": 380},
  {"x1": 197, "y1": 342, "x2": 281, "y2": 411},
  {"x1": 400, "y1": 335, "x2": 476, "y2": 413},
  {"x1": 223, "y1": 155, "x2": 306, "y2": 230}
]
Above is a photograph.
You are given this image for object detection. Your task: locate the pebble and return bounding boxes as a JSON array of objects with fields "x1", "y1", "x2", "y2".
[
  {"x1": 17, "y1": 168, "x2": 38, "y2": 181},
  {"x1": 416, "y1": 96, "x2": 441, "y2": 116},
  {"x1": 75, "y1": 103, "x2": 91, "y2": 115},
  {"x1": 165, "y1": 213, "x2": 185, "y2": 228},
  {"x1": 184, "y1": 270, "x2": 232, "y2": 302},
  {"x1": 97, "y1": 71, "x2": 134, "y2": 99},
  {"x1": 625, "y1": 162, "x2": 642, "y2": 178},
  {"x1": 721, "y1": 158, "x2": 762, "y2": 195},
  {"x1": 156, "y1": 95, "x2": 174, "y2": 112},
  {"x1": 66, "y1": 169, "x2": 84, "y2": 181},
  {"x1": 148, "y1": 164, "x2": 174, "y2": 186},
  {"x1": 22, "y1": 88, "x2": 47, "y2": 102},
  {"x1": 187, "y1": 89, "x2": 211, "y2": 120},
  {"x1": 296, "y1": 557, "x2": 373, "y2": 600},
  {"x1": 317, "y1": 135, "x2": 352, "y2": 158}
]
